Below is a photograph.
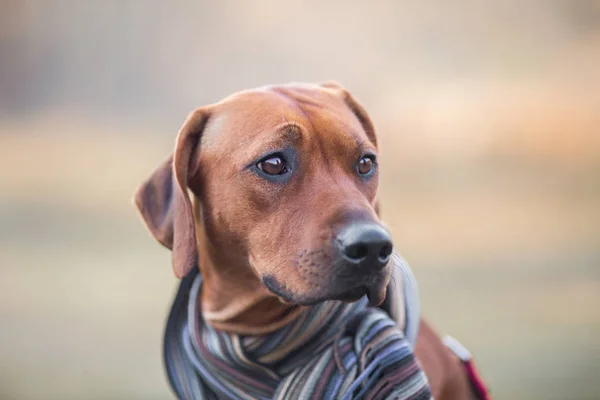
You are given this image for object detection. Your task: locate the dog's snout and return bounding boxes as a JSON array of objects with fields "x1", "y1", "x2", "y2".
[{"x1": 337, "y1": 223, "x2": 393, "y2": 269}]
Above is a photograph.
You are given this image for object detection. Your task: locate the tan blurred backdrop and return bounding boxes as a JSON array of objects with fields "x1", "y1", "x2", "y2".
[{"x1": 1, "y1": 1, "x2": 599, "y2": 399}]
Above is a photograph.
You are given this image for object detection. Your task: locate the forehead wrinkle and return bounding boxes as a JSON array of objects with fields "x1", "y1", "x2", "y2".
[
  {"x1": 234, "y1": 122, "x2": 305, "y2": 166},
  {"x1": 239, "y1": 121, "x2": 303, "y2": 148},
  {"x1": 203, "y1": 91, "x2": 307, "y2": 147},
  {"x1": 279, "y1": 118, "x2": 303, "y2": 142}
]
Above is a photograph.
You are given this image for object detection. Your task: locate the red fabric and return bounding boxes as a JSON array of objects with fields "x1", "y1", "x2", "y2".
[{"x1": 463, "y1": 359, "x2": 491, "y2": 400}]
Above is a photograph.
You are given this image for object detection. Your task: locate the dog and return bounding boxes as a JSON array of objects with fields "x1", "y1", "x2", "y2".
[{"x1": 134, "y1": 82, "x2": 489, "y2": 399}]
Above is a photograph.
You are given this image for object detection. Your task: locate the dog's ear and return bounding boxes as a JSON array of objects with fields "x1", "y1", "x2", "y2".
[
  {"x1": 133, "y1": 155, "x2": 175, "y2": 249},
  {"x1": 133, "y1": 108, "x2": 209, "y2": 278},
  {"x1": 320, "y1": 81, "x2": 377, "y2": 148}
]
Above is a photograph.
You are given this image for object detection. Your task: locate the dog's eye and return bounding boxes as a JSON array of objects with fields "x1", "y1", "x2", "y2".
[
  {"x1": 357, "y1": 156, "x2": 375, "y2": 175},
  {"x1": 257, "y1": 156, "x2": 288, "y2": 175}
]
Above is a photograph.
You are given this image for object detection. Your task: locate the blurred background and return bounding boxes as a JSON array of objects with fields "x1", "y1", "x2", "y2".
[{"x1": 1, "y1": 1, "x2": 599, "y2": 399}]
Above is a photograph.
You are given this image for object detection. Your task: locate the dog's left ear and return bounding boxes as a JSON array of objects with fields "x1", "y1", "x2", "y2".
[
  {"x1": 133, "y1": 108, "x2": 210, "y2": 278},
  {"x1": 320, "y1": 81, "x2": 377, "y2": 148}
]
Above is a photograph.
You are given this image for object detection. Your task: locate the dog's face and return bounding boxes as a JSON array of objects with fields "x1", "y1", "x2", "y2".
[{"x1": 135, "y1": 82, "x2": 392, "y2": 307}]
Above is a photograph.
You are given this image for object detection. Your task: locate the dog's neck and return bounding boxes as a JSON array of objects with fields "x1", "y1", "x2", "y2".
[
  {"x1": 197, "y1": 260, "x2": 306, "y2": 335},
  {"x1": 193, "y1": 200, "x2": 306, "y2": 335}
]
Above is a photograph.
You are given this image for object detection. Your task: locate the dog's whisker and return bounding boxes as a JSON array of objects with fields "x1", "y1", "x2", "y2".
[{"x1": 389, "y1": 275, "x2": 397, "y2": 296}]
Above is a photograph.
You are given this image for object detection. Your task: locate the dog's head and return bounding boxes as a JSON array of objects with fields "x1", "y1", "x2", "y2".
[{"x1": 134, "y1": 82, "x2": 392, "y2": 306}]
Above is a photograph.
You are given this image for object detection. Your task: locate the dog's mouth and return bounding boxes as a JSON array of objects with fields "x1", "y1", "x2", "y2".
[
  {"x1": 315, "y1": 282, "x2": 387, "y2": 307},
  {"x1": 338, "y1": 284, "x2": 387, "y2": 307},
  {"x1": 263, "y1": 275, "x2": 388, "y2": 307},
  {"x1": 337, "y1": 286, "x2": 367, "y2": 302}
]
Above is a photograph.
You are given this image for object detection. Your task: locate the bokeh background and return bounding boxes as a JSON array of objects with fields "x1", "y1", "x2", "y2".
[{"x1": 1, "y1": 1, "x2": 599, "y2": 399}]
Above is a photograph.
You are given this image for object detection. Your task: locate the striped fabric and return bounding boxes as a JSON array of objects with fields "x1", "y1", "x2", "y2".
[
  {"x1": 386, "y1": 253, "x2": 421, "y2": 348},
  {"x1": 164, "y1": 261, "x2": 432, "y2": 400}
]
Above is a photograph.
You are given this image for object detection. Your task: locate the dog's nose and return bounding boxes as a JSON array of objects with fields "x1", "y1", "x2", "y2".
[{"x1": 337, "y1": 223, "x2": 393, "y2": 269}]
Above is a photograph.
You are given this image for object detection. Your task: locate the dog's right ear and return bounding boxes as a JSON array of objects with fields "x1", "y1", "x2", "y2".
[
  {"x1": 133, "y1": 108, "x2": 209, "y2": 278},
  {"x1": 319, "y1": 81, "x2": 378, "y2": 148}
]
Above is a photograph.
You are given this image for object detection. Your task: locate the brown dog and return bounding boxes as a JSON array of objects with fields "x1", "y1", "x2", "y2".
[{"x1": 134, "y1": 82, "x2": 482, "y2": 399}]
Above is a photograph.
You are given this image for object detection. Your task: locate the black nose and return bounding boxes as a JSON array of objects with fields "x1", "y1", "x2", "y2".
[{"x1": 337, "y1": 223, "x2": 393, "y2": 269}]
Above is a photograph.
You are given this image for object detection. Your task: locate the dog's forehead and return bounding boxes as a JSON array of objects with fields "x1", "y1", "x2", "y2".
[{"x1": 201, "y1": 85, "x2": 370, "y2": 151}]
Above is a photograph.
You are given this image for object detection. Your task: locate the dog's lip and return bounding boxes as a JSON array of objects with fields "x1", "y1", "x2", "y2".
[
  {"x1": 262, "y1": 275, "x2": 295, "y2": 303},
  {"x1": 335, "y1": 266, "x2": 390, "y2": 306},
  {"x1": 364, "y1": 284, "x2": 386, "y2": 307},
  {"x1": 262, "y1": 272, "x2": 389, "y2": 307},
  {"x1": 328, "y1": 282, "x2": 386, "y2": 306},
  {"x1": 337, "y1": 286, "x2": 368, "y2": 302}
]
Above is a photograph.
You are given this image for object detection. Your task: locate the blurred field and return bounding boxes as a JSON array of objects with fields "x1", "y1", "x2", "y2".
[{"x1": 1, "y1": 1, "x2": 600, "y2": 399}]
